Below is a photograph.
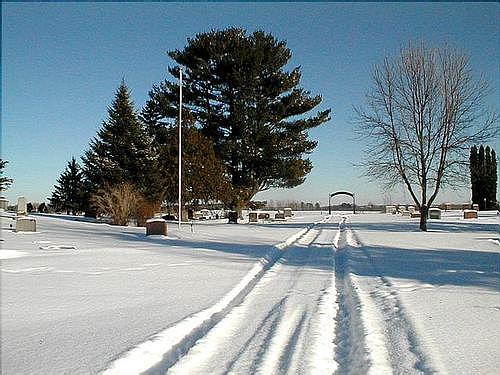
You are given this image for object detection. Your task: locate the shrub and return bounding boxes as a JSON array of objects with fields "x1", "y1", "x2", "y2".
[{"x1": 91, "y1": 183, "x2": 143, "y2": 226}]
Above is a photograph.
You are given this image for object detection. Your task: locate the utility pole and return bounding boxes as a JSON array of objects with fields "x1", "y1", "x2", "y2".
[{"x1": 178, "y1": 67, "x2": 182, "y2": 230}]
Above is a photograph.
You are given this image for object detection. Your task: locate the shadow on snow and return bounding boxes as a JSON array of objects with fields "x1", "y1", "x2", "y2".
[
  {"x1": 32, "y1": 215, "x2": 499, "y2": 291},
  {"x1": 350, "y1": 219, "x2": 499, "y2": 234}
]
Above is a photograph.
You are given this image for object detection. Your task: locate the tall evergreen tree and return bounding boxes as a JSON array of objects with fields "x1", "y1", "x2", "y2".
[
  {"x1": 82, "y1": 81, "x2": 161, "y2": 203},
  {"x1": 470, "y1": 145, "x2": 498, "y2": 210},
  {"x1": 49, "y1": 157, "x2": 85, "y2": 214},
  {"x1": 470, "y1": 146, "x2": 479, "y2": 206},
  {"x1": 0, "y1": 159, "x2": 13, "y2": 193},
  {"x1": 489, "y1": 149, "x2": 497, "y2": 208},
  {"x1": 143, "y1": 28, "x2": 330, "y2": 212},
  {"x1": 484, "y1": 146, "x2": 492, "y2": 209},
  {"x1": 478, "y1": 145, "x2": 486, "y2": 209}
]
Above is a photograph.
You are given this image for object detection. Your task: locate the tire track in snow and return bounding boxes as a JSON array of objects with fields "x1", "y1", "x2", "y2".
[
  {"x1": 255, "y1": 307, "x2": 306, "y2": 375},
  {"x1": 101, "y1": 223, "x2": 317, "y2": 375},
  {"x1": 333, "y1": 216, "x2": 375, "y2": 374},
  {"x1": 224, "y1": 296, "x2": 288, "y2": 374},
  {"x1": 345, "y1": 224, "x2": 435, "y2": 374},
  {"x1": 162, "y1": 219, "x2": 336, "y2": 375},
  {"x1": 166, "y1": 225, "x2": 323, "y2": 374}
]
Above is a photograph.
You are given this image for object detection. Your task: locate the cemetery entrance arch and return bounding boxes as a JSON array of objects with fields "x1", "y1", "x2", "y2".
[{"x1": 328, "y1": 191, "x2": 356, "y2": 214}]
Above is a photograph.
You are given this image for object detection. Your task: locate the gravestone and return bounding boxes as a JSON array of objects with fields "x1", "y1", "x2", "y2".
[
  {"x1": 17, "y1": 197, "x2": 27, "y2": 215},
  {"x1": 228, "y1": 211, "x2": 238, "y2": 224},
  {"x1": 0, "y1": 197, "x2": 8, "y2": 211},
  {"x1": 472, "y1": 204, "x2": 479, "y2": 211},
  {"x1": 275, "y1": 212, "x2": 285, "y2": 220},
  {"x1": 385, "y1": 205, "x2": 396, "y2": 214},
  {"x1": 429, "y1": 208, "x2": 442, "y2": 219},
  {"x1": 249, "y1": 212, "x2": 258, "y2": 223},
  {"x1": 463, "y1": 210, "x2": 478, "y2": 219},
  {"x1": 146, "y1": 218, "x2": 167, "y2": 235},
  {"x1": 283, "y1": 208, "x2": 292, "y2": 217},
  {"x1": 16, "y1": 217, "x2": 36, "y2": 232}
]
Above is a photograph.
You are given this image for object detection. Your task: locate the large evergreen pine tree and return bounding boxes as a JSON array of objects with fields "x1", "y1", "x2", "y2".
[
  {"x1": 143, "y1": 28, "x2": 330, "y2": 212},
  {"x1": 82, "y1": 81, "x2": 161, "y2": 203},
  {"x1": 49, "y1": 157, "x2": 85, "y2": 214}
]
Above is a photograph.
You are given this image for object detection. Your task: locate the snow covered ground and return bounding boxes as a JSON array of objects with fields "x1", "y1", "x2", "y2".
[
  {"x1": 347, "y1": 211, "x2": 500, "y2": 374},
  {"x1": 1, "y1": 210, "x2": 498, "y2": 374}
]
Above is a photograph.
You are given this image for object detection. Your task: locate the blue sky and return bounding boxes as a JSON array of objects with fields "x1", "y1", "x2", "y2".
[{"x1": 2, "y1": 2, "x2": 499, "y2": 206}]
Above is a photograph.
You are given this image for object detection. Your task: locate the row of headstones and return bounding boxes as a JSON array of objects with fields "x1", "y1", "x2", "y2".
[
  {"x1": 0, "y1": 197, "x2": 37, "y2": 232},
  {"x1": 249, "y1": 208, "x2": 293, "y2": 222},
  {"x1": 0, "y1": 196, "x2": 29, "y2": 214},
  {"x1": 385, "y1": 205, "x2": 426, "y2": 218},
  {"x1": 385, "y1": 205, "x2": 478, "y2": 219},
  {"x1": 144, "y1": 208, "x2": 295, "y2": 236}
]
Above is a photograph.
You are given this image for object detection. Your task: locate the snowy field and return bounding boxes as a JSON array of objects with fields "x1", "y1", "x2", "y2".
[{"x1": 1, "y1": 210, "x2": 498, "y2": 374}]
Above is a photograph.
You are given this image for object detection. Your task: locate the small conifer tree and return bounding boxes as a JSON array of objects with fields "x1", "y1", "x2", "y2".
[{"x1": 49, "y1": 157, "x2": 85, "y2": 214}]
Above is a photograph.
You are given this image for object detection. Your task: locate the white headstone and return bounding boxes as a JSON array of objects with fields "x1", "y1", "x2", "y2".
[
  {"x1": 0, "y1": 197, "x2": 8, "y2": 211},
  {"x1": 385, "y1": 205, "x2": 396, "y2": 214},
  {"x1": 17, "y1": 197, "x2": 27, "y2": 215}
]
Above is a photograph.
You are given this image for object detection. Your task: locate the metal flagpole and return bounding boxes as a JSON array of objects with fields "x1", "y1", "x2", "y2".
[{"x1": 178, "y1": 67, "x2": 182, "y2": 230}]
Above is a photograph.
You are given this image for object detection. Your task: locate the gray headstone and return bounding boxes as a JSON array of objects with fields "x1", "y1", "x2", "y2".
[{"x1": 0, "y1": 197, "x2": 8, "y2": 210}]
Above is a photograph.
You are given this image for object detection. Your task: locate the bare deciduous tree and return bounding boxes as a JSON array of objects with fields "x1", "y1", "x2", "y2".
[
  {"x1": 356, "y1": 43, "x2": 498, "y2": 231},
  {"x1": 92, "y1": 183, "x2": 143, "y2": 226}
]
